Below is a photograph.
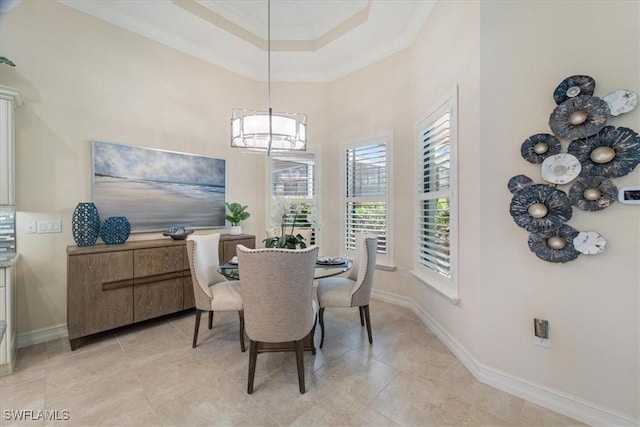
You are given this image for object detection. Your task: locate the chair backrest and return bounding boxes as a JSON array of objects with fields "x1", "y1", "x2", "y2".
[
  {"x1": 265, "y1": 227, "x2": 313, "y2": 246},
  {"x1": 186, "y1": 233, "x2": 227, "y2": 309},
  {"x1": 349, "y1": 233, "x2": 378, "y2": 307},
  {"x1": 237, "y1": 245, "x2": 319, "y2": 343}
]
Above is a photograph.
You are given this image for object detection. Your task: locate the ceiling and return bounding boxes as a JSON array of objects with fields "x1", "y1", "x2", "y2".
[{"x1": 55, "y1": 0, "x2": 436, "y2": 82}]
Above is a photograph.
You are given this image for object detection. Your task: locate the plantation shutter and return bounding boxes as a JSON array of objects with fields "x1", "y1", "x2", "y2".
[
  {"x1": 418, "y1": 111, "x2": 451, "y2": 277},
  {"x1": 344, "y1": 143, "x2": 387, "y2": 253}
]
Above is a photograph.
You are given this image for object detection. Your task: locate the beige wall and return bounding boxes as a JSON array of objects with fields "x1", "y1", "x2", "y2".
[
  {"x1": 405, "y1": 0, "x2": 638, "y2": 420},
  {"x1": 0, "y1": 1, "x2": 329, "y2": 334},
  {"x1": 478, "y1": 1, "x2": 639, "y2": 418},
  {"x1": 325, "y1": 48, "x2": 412, "y2": 295},
  {"x1": 409, "y1": 0, "x2": 483, "y2": 359},
  {"x1": 1, "y1": 0, "x2": 638, "y2": 421}
]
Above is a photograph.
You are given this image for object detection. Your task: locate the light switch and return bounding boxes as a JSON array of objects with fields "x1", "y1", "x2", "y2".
[
  {"x1": 37, "y1": 220, "x2": 62, "y2": 234},
  {"x1": 25, "y1": 221, "x2": 37, "y2": 234}
]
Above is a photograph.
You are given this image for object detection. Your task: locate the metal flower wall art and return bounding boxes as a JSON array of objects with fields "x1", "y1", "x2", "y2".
[{"x1": 509, "y1": 74, "x2": 639, "y2": 263}]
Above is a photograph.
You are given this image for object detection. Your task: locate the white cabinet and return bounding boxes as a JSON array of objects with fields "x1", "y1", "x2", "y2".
[
  {"x1": 0, "y1": 261, "x2": 17, "y2": 376},
  {"x1": 0, "y1": 86, "x2": 22, "y2": 206}
]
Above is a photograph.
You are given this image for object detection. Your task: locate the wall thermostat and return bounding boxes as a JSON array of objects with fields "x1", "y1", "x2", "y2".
[{"x1": 618, "y1": 186, "x2": 640, "y2": 205}]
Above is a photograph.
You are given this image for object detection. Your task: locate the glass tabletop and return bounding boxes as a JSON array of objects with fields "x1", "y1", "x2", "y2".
[{"x1": 218, "y1": 258, "x2": 352, "y2": 280}]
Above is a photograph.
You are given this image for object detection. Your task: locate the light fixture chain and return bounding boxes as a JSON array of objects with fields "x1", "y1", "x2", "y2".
[
  {"x1": 267, "y1": 0, "x2": 272, "y2": 155},
  {"x1": 267, "y1": 0, "x2": 271, "y2": 107}
]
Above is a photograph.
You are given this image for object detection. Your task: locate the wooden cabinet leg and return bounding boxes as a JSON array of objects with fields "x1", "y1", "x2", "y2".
[{"x1": 69, "y1": 338, "x2": 81, "y2": 351}]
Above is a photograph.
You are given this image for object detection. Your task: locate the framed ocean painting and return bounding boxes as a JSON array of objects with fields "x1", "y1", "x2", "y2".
[{"x1": 91, "y1": 141, "x2": 226, "y2": 232}]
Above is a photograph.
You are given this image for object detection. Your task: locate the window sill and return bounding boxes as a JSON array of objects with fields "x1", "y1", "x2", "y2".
[
  {"x1": 376, "y1": 263, "x2": 396, "y2": 272},
  {"x1": 410, "y1": 270, "x2": 460, "y2": 305}
]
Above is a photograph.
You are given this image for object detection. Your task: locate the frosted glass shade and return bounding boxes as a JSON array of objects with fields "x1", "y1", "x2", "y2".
[{"x1": 231, "y1": 109, "x2": 306, "y2": 153}]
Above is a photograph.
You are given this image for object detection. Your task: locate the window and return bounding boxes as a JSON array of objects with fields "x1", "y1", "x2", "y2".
[
  {"x1": 415, "y1": 89, "x2": 458, "y2": 302},
  {"x1": 342, "y1": 133, "x2": 393, "y2": 267},
  {"x1": 267, "y1": 151, "x2": 319, "y2": 246}
]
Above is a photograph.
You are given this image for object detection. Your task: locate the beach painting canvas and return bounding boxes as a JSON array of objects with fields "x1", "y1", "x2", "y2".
[{"x1": 92, "y1": 141, "x2": 226, "y2": 232}]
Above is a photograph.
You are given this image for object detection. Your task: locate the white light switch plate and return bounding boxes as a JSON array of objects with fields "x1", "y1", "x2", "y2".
[
  {"x1": 25, "y1": 221, "x2": 37, "y2": 234},
  {"x1": 37, "y1": 220, "x2": 62, "y2": 233}
]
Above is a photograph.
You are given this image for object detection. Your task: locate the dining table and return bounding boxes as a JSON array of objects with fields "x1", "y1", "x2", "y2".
[{"x1": 218, "y1": 256, "x2": 352, "y2": 281}]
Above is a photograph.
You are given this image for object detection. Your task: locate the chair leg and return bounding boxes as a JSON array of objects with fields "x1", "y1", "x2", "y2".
[
  {"x1": 359, "y1": 306, "x2": 365, "y2": 326},
  {"x1": 295, "y1": 339, "x2": 305, "y2": 394},
  {"x1": 310, "y1": 314, "x2": 317, "y2": 355},
  {"x1": 238, "y1": 310, "x2": 246, "y2": 352},
  {"x1": 208, "y1": 311, "x2": 214, "y2": 329},
  {"x1": 318, "y1": 307, "x2": 325, "y2": 348},
  {"x1": 193, "y1": 309, "x2": 202, "y2": 348},
  {"x1": 247, "y1": 340, "x2": 258, "y2": 394},
  {"x1": 363, "y1": 305, "x2": 373, "y2": 344}
]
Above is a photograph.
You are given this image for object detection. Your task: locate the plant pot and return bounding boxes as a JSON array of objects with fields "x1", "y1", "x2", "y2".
[{"x1": 229, "y1": 225, "x2": 242, "y2": 235}]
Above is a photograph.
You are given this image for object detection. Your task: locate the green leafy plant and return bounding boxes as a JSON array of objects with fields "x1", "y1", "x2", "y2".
[
  {"x1": 225, "y1": 202, "x2": 250, "y2": 226},
  {"x1": 264, "y1": 233, "x2": 307, "y2": 249}
]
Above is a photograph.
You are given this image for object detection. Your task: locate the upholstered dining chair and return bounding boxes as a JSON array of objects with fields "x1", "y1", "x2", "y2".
[
  {"x1": 316, "y1": 233, "x2": 378, "y2": 348},
  {"x1": 236, "y1": 244, "x2": 319, "y2": 394},
  {"x1": 186, "y1": 233, "x2": 245, "y2": 351}
]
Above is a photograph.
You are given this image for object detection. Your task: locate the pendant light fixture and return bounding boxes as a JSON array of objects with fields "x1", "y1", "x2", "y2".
[{"x1": 230, "y1": 0, "x2": 307, "y2": 155}]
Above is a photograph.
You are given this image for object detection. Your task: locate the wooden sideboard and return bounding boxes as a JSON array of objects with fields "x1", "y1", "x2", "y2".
[{"x1": 67, "y1": 234, "x2": 255, "y2": 350}]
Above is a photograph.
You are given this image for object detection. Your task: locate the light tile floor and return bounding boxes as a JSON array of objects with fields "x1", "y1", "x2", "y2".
[{"x1": 0, "y1": 300, "x2": 585, "y2": 426}]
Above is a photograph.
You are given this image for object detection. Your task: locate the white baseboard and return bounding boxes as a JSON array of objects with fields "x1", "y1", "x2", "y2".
[
  {"x1": 17, "y1": 323, "x2": 68, "y2": 348},
  {"x1": 372, "y1": 289, "x2": 639, "y2": 427}
]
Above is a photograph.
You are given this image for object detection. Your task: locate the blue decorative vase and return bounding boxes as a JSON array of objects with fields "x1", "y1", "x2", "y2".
[
  {"x1": 71, "y1": 202, "x2": 100, "y2": 247},
  {"x1": 100, "y1": 217, "x2": 131, "y2": 245}
]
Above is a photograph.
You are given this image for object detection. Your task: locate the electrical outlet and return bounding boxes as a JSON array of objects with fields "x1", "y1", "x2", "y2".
[{"x1": 534, "y1": 318, "x2": 550, "y2": 348}]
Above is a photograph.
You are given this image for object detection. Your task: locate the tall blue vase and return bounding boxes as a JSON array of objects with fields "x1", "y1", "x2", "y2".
[{"x1": 72, "y1": 202, "x2": 100, "y2": 247}]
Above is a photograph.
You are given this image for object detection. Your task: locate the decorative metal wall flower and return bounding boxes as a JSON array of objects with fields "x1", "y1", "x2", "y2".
[
  {"x1": 553, "y1": 75, "x2": 595, "y2": 104},
  {"x1": 567, "y1": 126, "x2": 640, "y2": 178},
  {"x1": 603, "y1": 90, "x2": 638, "y2": 116},
  {"x1": 540, "y1": 153, "x2": 581, "y2": 184},
  {"x1": 508, "y1": 73, "x2": 638, "y2": 263},
  {"x1": 509, "y1": 184, "x2": 572, "y2": 232},
  {"x1": 528, "y1": 224, "x2": 580, "y2": 263},
  {"x1": 573, "y1": 231, "x2": 606, "y2": 255},
  {"x1": 520, "y1": 133, "x2": 561, "y2": 164},
  {"x1": 568, "y1": 176, "x2": 617, "y2": 211},
  {"x1": 549, "y1": 95, "x2": 610, "y2": 140},
  {"x1": 507, "y1": 175, "x2": 534, "y2": 194}
]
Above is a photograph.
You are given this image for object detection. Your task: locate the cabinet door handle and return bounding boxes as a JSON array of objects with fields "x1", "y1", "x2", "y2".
[
  {"x1": 102, "y1": 279, "x2": 134, "y2": 291},
  {"x1": 135, "y1": 271, "x2": 183, "y2": 285}
]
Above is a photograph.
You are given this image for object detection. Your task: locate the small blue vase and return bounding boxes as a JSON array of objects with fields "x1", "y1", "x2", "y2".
[
  {"x1": 72, "y1": 202, "x2": 100, "y2": 247},
  {"x1": 100, "y1": 217, "x2": 131, "y2": 245}
]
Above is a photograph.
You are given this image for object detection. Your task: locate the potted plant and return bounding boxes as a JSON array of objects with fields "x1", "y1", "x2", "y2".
[
  {"x1": 264, "y1": 201, "x2": 314, "y2": 249},
  {"x1": 225, "y1": 202, "x2": 250, "y2": 235}
]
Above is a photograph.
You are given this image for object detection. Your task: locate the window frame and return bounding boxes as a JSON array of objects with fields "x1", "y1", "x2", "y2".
[
  {"x1": 413, "y1": 87, "x2": 459, "y2": 304},
  {"x1": 340, "y1": 131, "x2": 394, "y2": 268}
]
